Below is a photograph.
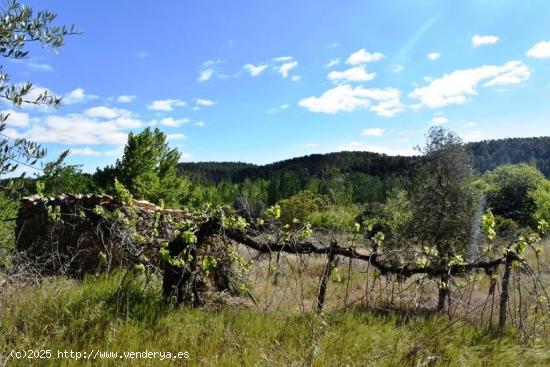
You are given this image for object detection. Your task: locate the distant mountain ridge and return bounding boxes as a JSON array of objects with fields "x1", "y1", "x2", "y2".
[{"x1": 178, "y1": 136, "x2": 550, "y2": 183}]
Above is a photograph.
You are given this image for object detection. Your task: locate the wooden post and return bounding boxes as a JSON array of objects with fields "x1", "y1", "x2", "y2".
[
  {"x1": 499, "y1": 253, "x2": 512, "y2": 332},
  {"x1": 437, "y1": 275, "x2": 449, "y2": 312},
  {"x1": 315, "y1": 240, "x2": 337, "y2": 312}
]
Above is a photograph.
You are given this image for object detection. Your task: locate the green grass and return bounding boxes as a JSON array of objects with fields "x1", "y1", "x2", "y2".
[{"x1": 1, "y1": 271, "x2": 550, "y2": 366}]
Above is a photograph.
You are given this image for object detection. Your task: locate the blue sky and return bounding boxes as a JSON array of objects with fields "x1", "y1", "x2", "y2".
[{"x1": 3, "y1": 0, "x2": 550, "y2": 173}]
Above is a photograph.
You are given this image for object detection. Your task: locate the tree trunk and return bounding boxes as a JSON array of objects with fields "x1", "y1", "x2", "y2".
[
  {"x1": 499, "y1": 254, "x2": 512, "y2": 332},
  {"x1": 315, "y1": 240, "x2": 337, "y2": 312},
  {"x1": 437, "y1": 275, "x2": 449, "y2": 312}
]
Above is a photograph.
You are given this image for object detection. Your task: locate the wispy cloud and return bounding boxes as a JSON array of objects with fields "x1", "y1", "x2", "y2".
[
  {"x1": 70, "y1": 147, "x2": 103, "y2": 157},
  {"x1": 328, "y1": 65, "x2": 376, "y2": 82},
  {"x1": 472, "y1": 35, "x2": 499, "y2": 47},
  {"x1": 267, "y1": 103, "x2": 290, "y2": 114},
  {"x1": 392, "y1": 64, "x2": 404, "y2": 73},
  {"x1": 117, "y1": 95, "x2": 136, "y2": 103},
  {"x1": 274, "y1": 59, "x2": 298, "y2": 78},
  {"x1": 158, "y1": 117, "x2": 190, "y2": 127},
  {"x1": 147, "y1": 99, "x2": 186, "y2": 111},
  {"x1": 197, "y1": 59, "x2": 225, "y2": 82},
  {"x1": 243, "y1": 63, "x2": 268, "y2": 76},
  {"x1": 167, "y1": 133, "x2": 187, "y2": 140},
  {"x1": 325, "y1": 58, "x2": 341, "y2": 68},
  {"x1": 27, "y1": 61, "x2": 53, "y2": 72},
  {"x1": 361, "y1": 128, "x2": 385, "y2": 136},
  {"x1": 195, "y1": 98, "x2": 215, "y2": 106},
  {"x1": 428, "y1": 116, "x2": 449, "y2": 126},
  {"x1": 409, "y1": 60, "x2": 530, "y2": 109},
  {"x1": 63, "y1": 88, "x2": 99, "y2": 105}
]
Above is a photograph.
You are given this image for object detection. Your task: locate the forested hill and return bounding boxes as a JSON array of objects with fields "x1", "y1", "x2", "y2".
[{"x1": 179, "y1": 136, "x2": 550, "y2": 183}]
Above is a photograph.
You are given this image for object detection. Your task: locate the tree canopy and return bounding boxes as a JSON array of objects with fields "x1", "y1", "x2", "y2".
[
  {"x1": 111, "y1": 128, "x2": 190, "y2": 207},
  {"x1": 0, "y1": 1, "x2": 77, "y2": 183}
]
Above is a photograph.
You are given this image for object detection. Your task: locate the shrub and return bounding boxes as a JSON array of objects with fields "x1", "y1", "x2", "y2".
[{"x1": 277, "y1": 190, "x2": 330, "y2": 224}]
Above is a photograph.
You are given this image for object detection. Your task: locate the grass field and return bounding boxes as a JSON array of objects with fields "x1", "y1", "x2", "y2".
[{"x1": 2, "y1": 271, "x2": 550, "y2": 366}]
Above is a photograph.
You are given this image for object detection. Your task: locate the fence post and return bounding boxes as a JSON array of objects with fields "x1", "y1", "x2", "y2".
[
  {"x1": 498, "y1": 252, "x2": 513, "y2": 332},
  {"x1": 315, "y1": 240, "x2": 337, "y2": 312}
]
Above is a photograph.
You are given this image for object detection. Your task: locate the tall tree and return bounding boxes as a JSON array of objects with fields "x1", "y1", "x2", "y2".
[
  {"x1": 409, "y1": 127, "x2": 476, "y2": 311},
  {"x1": 115, "y1": 127, "x2": 190, "y2": 207}
]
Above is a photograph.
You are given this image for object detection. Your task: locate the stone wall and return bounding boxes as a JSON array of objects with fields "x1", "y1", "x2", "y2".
[{"x1": 15, "y1": 194, "x2": 191, "y2": 277}]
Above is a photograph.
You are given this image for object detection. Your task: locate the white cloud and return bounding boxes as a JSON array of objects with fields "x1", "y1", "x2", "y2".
[
  {"x1": 325, "y1": 43, "x2": 339, "y2": 49},
  {"x1": 243, "y1": 63, "x2": 268, "y2": 76},
  {"x1": 2, "y1": 127, "x2": 20, "y2": 139},
  {"x1": 275, "y1": 60, "x2": 298, "y2": 78},
  {"x1": 194, "y1": 121, "x2": 205, "y2": 127},
  {"x1": 291, "y1": 75, "x2": 301, "y2": 82},
  {"x1": 300, "y1": 143, "x2": 319, "y2": 148},
  {"x1": 198, "y1": 69, "x2": 214, "y2": 82},
  {"x1": 84, "y1": 106, "x2": 125, "y2": 119},
  {"x1": 167, "y1": 133, "x2": 187, "y2": 140},
  {"x1": 299, "y1": 84, "x2": 404, "y2": 117},
  {"x1": 159, "y1": 117, "x2": 190, "y2": 127},
  {"x1": 27, "y1": 61, "x2": 53, "y2": 72},
  {"x1": 22, "y1": 114, "x2": 128, "y2": 145},
  {"x1": 70, "y1": 147, "x2": 103, "y2": 157},
  {"x1": 267, "y1": 103, "x2": 290, "y2": 114},
  {"x1": 197, "y1": 59, "x2": 225, "y2": 82},
  {"x1": 112, "y1": 117, "x2": 142, "y2": 128},
  {"x1": 327, "y1": 65, "x2": 376, "y2": 82},
  {"x1": 427, "y1": 52, "x2": 440, "y2": 61},
  {"x1": 82, "y1": 106, "x2": 142, "y2": 128},
  {"x1": 273, "y1": 56, "x2": 293, "y2": 62},
  {"x1": 362, "y1": 128, "x2": 385, "y2": 136},
  {"x1": 429, "y1": 116, "x2": 449, "y2": 126},
  {"x1": 195, "y1": 98, "x2": 215, "y2": 106},
  {"x1": 1, "y1": 109, "x2": 30, "y2": 127},
  {"x1": 392, "y1": 64, "x2": 404, "y2": 73},
  {"x1": 346, "y1": 48, "x2": 384, "y2": 65},
  {"x1": 147, "y1": 99, "x2": 186, "y2": 111},
  {"x1": 472, "y1": 35, "x2": 499, "y2": 47},
  {"x1": 326, "y1": 58, "x2": 341, "y2": 68},
  {"x1": 526, "y1": 41, "x2": 550, "y2": 58},
  {"x1": 117, "y1": 95, "x2": 136, "y2": 103},
  {"x1": 409, "y1": 60, "x2": 530, "y2": 109},
  {"x1": 63, "y1": 88, "x2": 99, "y2": 105}
]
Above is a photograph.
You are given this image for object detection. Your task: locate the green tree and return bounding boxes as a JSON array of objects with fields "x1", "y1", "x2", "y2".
[
  {"x1": 115, "y1": 127, "x2": 190, "y2": 207},
  {"x1": 36, "y1": 150, "x2": 96, "y2": 196},
  {"x1": 478, "y1": 164, "x2": 550, "y2": 227},
  {"x1": 0, "y1": 1, "x2": 77, "y2": 181},
  {"x1": 277, "y1": 190, "x2": 330, "y2": 224},
  {"x1": 409, "y1": 127, "x2": 476, "y2": 311}
]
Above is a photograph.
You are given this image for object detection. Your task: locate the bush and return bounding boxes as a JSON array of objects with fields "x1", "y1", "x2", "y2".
[
  {"x1": 479, "y1": 164, "x2": 550, "y2": 228},
  {"x1": 277, "y1": 190, "x2": 330, "y2": 224},
  {"x1": 307, "y1": 205, "x2": 362, "y2": 231}
]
